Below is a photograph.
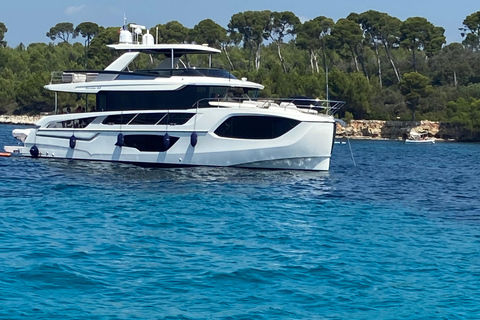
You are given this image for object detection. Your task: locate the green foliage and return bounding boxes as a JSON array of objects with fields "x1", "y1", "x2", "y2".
[
  {"x1": 75, "y1": 22, "x2": 102, "y2": 69},
  {"x1": 0, "y1": 22, "x2": 7, "y2": 47},
  {"x1": 15, "y1": 71, "x2": 52, "y2": 114},
  {"x1": 296, "y1": 16, "x2": 335, "y2": 73},
  {"x1": 46, "y1": 22, "x2": 78, "y2": 43},
  {"x1": 192, "y1": 19, "x2": 226, "y2": 48},
  {"x1": 151, "y1": 21, "x2": 190, "y2": 44},
  {"x1": 445, "y1": 98, "x2": 480, "y2": 140},
  {"x1": 266, "y1": 11, "x2": 301, "y2": 72},
  {"x1": 1, "y1": 10, "x2": 480, "y2": 140},
  {"x1": 400, "y1": 17, "x2": 445, "y2": 71},
  {"x1": 399, "y1": 72, "x2": 433, "y2": 120},
  {"x1": 428, "y1": 43, "x2": 474, "y2": 86},
  {"x1": 331, "y1": 18, "x2": 365, "y2": 73},
  {"x1": 267, "y1": 11, "x2": 300, "y2": 42},
  {"x1": 370, "y1": 87, "x2": 407, "y2": 120},
  {"x1": 343, "y1": 111, "x2": 354, "y2": 123},
  {"x1": 88, "y1": 27, "x2": 120, "y2": 68},
  {"x1": 329, "y1": 68, "x2": 373, "y2": 119},
  {"x1": 0, "y1": 67, "x2": 16, "y2": 110},
  {"x1": 460, "y1": 11, "x2": 480, "y2": 50},
  {"x1": 458, "y1": 83, "x2": 480, "y2": 100},
  {"x1": 228, "y1": 11, "x2": 271, "y2": 70},
  {"x1": 75, "y1": 22, "x2": 100, "y2": 43},
  {"x1": 353, "y1": 10, "x2": 403, "y2": 85}
]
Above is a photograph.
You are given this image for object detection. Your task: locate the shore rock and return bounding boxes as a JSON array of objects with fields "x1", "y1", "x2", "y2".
[
  {"x1": 0, "y1": 115, "x2": 41, "y2": 125},
  {"x1": 336, "y1": 120, "x2": 441, "y2": 140}
]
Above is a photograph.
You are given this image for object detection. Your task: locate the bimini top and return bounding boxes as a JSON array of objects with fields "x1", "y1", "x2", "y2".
[{"x1": 107, "y1": 43, "x2": 221, "y2": 55}]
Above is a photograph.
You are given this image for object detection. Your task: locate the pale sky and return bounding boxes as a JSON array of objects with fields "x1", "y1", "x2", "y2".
[{"x1": 1, "y1": 0, "x2": 479, "y2": 47}]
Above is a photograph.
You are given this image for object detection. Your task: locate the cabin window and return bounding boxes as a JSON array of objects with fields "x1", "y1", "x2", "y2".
[
  {"x1": 96, "y1": 86, "x2": 259, "y2": 111},
  {"x1": 157, "y1": 113, "x2": 194, "y2": 125},
  {"x1": 102, "y1": 113, "x2": 194, "y2": 125},
  {"x1": 46, "y1": 117, "x2": 96, "y2": 129},
  {"x1": 102, "y1": 114, "x2": 136, "y2": 125},
  {"x1": 129, "y1": 113, "x2": 166, "y2": 125},
  {"x1": 214, "y1": 115, "x2": 300, "y2": 139},
  {"x1": 123, "y1": 135, "x2": 178, "y2": 152}
]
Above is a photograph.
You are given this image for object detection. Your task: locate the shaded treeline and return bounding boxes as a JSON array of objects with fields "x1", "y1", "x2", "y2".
[{"x1": 1, "y1": 10, "x2": 480, "y2": 138}]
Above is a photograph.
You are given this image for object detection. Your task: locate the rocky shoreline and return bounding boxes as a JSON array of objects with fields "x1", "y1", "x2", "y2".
[
  {"x1": 336, "y1": 120, "x2": 442, "y2": 140},
  {"x1": 336, "y1": 120, "x2": 478, "y2": 141},
  {"x1": 0, "y1": 115, "x2": 42, "y2": 125},
  {"x1": 0, "y1": 115, "x2": 470, "y2": 141}
]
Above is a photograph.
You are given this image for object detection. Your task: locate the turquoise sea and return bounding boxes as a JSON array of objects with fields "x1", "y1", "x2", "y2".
[{"x1": 1, "y1": 124, "x2": 479, "y2": 319}]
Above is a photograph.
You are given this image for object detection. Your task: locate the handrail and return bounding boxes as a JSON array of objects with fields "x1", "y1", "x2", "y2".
[
  {"x1": 191, "y1": 97, "x2": 345, "y2": 115},
  {"x1": 50, "y1": 68, "x2": 238, "y2": 84},
  {"x1": 276, "y1": 97, "x2": 345, "y2": 115}
]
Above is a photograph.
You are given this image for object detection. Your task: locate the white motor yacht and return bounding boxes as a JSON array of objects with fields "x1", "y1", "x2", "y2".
[
  {"x1": 4, "y1": 22, "x2": 344, "y2": 171},
  {"x1": 405, "y1": 131, "x2": 435, "y2": 144}
]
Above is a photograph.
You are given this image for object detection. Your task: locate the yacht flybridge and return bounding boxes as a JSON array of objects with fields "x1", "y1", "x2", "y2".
[{"x1": 4, "y1": 22, "x2": 344, "y2": 171}]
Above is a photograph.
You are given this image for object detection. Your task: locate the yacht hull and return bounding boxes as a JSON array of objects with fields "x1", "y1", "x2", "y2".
[{"x1": 7, "y1": 108, "x2": 336, "y2": 171}]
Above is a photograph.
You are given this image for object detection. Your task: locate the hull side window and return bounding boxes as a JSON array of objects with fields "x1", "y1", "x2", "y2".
[
  {"x1": 123, "y1": 135, "x2": 179, "y2": 152},
  {"x1": 214, "y1": 116, "x2": 300, "y2": 139}
]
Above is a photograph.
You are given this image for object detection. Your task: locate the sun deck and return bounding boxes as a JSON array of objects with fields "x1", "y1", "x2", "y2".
[{"x1": 49, "y1": 68, "x2": 238, "y2": 85}]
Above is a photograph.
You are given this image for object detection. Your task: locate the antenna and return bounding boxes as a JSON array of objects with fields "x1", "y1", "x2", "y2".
[
  {"x1": 326, "y1": 65, "x2": 330, "y2": 114},
  {"x1": 130, "y1": 24, "x2": 146, "y2": 44},
  {"x1": 326, "y1": 65, "x2": 329, "y2": 101}
]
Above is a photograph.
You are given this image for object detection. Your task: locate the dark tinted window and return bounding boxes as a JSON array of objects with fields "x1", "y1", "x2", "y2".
[
  {"x1": 96, "y1": 86, "x2": 259, "y2": 111},
  {"x1": 133, "y1": 68, "x2": 237, "y2": 79},
  {"x1": 130, "y1": 113, "x2": 166, "y2": 125},
  {"x1": 102, "y1": 114, "x2": 136, "y2": 125},
  {"x1": 46, "y1": 117, "x2": 96, "y2": 129},
  {"x1": 124, "y1": 135, "x2": 179, "y2": 152},
  {"x1": 214, "y1": 116, "x2": 300, "y2": 139},
  {"x1": 158, "y1": 113, "x2": 194, "y2": 125},
  {"x1": 102, "y1": 113, "x2": 194, "y2": 125}
]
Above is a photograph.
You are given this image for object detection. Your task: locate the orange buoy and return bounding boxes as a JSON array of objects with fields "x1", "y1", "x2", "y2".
[{"x1": 0, "y1": 152, "x2": 12, "y2": 157}]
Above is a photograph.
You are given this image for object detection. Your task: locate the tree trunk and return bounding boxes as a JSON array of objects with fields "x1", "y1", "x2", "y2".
[
  {"x1": 222, "y1": 45, "x2": 235, "y2": 71},
  {"x1": 320, "y1": 49, "x2": 326, "y2": 73},
  {"x1": 310, "y1": 49, "x2": 315, "y2": 73},
  {"x1": 310, "y1": 49, "x2": 319, "y2": 73},
  {"x1": 350, "y1": 46, "x2": 359, "y2": 72},
  {"x1": 276, "y1": 41, "x2": 287, "y2": 73},
  {"x1": 248, "y1": 47, "x2": 252, "y2": 72},
  {"x1": 355, "y1": 46, "x2": 369, "y2": 80},
  {"x1": 255, "y1": 45, "x2": 261, "y2": 71},
  {"x1": 412, "y1": 47, "x2": 417, "y2": 71},
  {"x1": 383, "y1": 42, "x2": 401, "y2": 82},
  {"x1": 374, "y1": 42, "x2": 382, "y2": 88}
]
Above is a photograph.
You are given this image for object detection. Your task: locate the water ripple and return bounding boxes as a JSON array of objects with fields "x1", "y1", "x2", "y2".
[{"x1": 1, "y1": 126, "x2": 480, "y2": 319}]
